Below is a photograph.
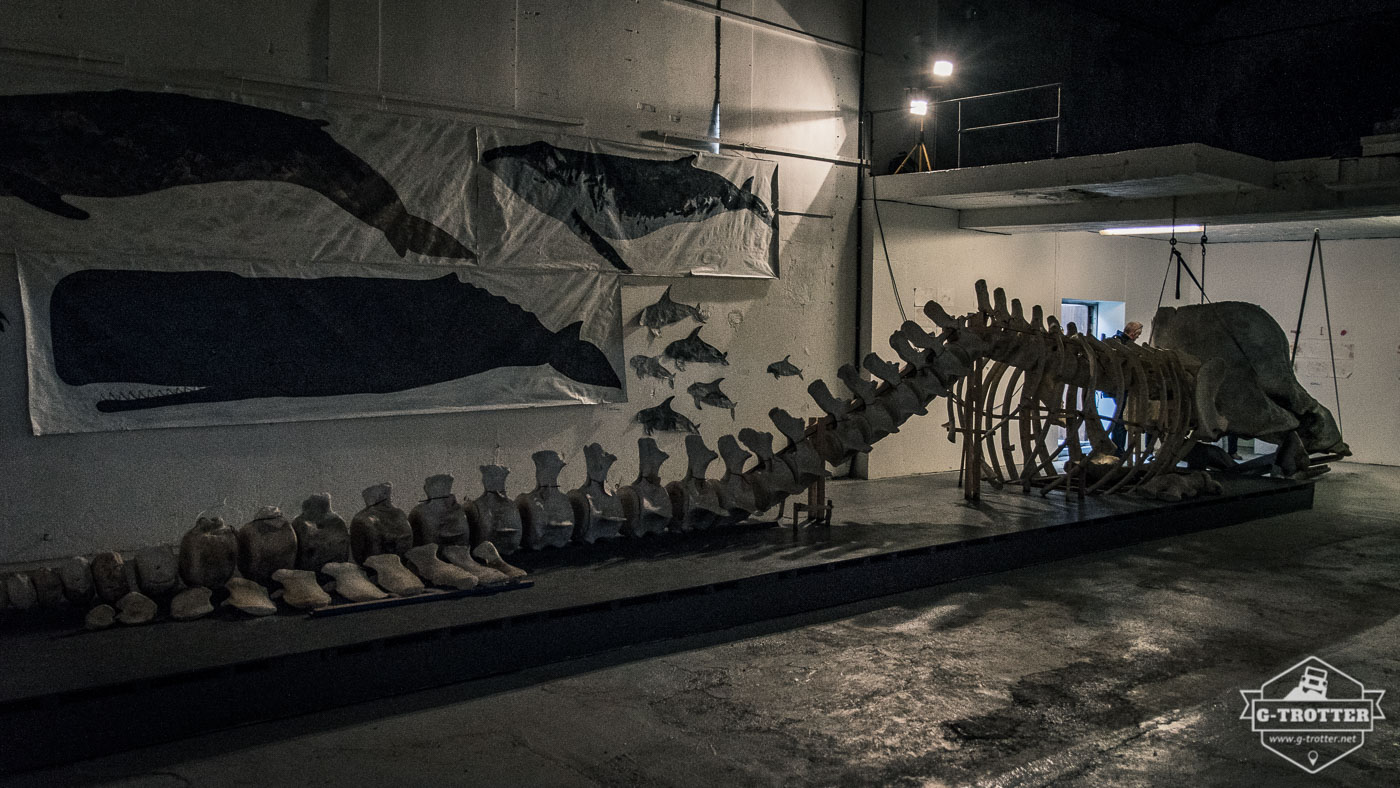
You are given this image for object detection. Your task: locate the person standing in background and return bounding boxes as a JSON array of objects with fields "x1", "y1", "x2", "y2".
[{"x1": 1108, "y1": 322, "x2": 1143, "y2": 452}]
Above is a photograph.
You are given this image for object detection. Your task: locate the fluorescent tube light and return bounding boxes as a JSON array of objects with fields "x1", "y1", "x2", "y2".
[{"x1": 1099, "y1": 225, "x2": 1204, "y2": 235}]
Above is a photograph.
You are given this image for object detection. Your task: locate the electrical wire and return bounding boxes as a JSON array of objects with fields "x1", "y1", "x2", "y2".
[{"x1": 868, "y1": 176, "x2": 908, "y2": 323}]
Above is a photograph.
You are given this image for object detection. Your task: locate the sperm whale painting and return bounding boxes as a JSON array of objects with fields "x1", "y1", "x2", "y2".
[
  {"x1": 0, "y1": 89, "x2": 473, "y2": 260},
  {"x1": 21, "y1": 255, "x2": 624, "y2": 433},
  {"x1": 47, "y1": 270, "x2": 620, "y2": 413},
  {"x1": 479, "y1": 133, "x2": 777, "y2": 276}
]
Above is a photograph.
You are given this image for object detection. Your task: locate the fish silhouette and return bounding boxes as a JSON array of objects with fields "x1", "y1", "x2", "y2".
[
  {"x1": 687, "y1": 378, "x2": 737, "y2": 420},
  {"x1": 480, "y1": 140, "x2": 772, "y2": 271},
  {"x1": 49, "y1": 270, "x2": 620, "y2": 412},
  {"x1": 664, "y1": 326, "x2": 729, "y2": 370},
  {"x1": 0, "y1": 89, "x2": 473, "y2": 260},
  {"x1": 635, "y1": 396, "x2": 700, "y2": 436},
  {"x1": 629, "y1": 354, "x2": 675, "y2": 388},
  {"x1": 766, "y1": 355, "x2": 803, "y2": 380},
  {"x1": 638, "y1": 286, "x2": 705, "y2": 336}
]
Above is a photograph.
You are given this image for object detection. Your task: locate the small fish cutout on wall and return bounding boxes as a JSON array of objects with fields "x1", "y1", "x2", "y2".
[
  {"x1": 687, "y1": 378, "x2": 737, "y2": 420},
  {"x1": 638, "y1": 286, "x2": 705, "y2": 337},
  {"x1": 635, "y1": 396, "x2": 700, "y2": 436},
  {"x1": 629, "y1": 354, "x2": 675, "y2": 388},
  {"x1": 664, "y1": 326, "x2": 728, "y2": 370},
  {"x1": 766, "y1": 355, "x2": 803, "y2": 380}
]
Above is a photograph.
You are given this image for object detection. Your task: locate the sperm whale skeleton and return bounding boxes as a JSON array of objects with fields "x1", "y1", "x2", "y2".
[
  {"x1": 747, "y1": 278, "x2": 1348, "y2": 506},
  {"x1": 1, "y1": 280, "x2": 1347, "y2": 626}
]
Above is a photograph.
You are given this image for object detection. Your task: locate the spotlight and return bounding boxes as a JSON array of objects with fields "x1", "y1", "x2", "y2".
[
  {"x1": 907, "y1": 88, "x2": 931, "y2": 116},
  {"x1": 932, "y1": 60, "x2": 955, "y2": 78}
]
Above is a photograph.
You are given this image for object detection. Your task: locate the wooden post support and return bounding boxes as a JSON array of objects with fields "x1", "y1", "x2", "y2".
[{"x1": 792, "y1": 417, "x2": 833, "y2": 526}]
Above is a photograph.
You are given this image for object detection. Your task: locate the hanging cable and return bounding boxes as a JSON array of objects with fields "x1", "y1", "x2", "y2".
[
  {"x1": 869, "y1": 176, "x2": 908, "y2": 322},
  {"x1": 1289, "y1": 232, "x2": 1318, "y2": 365},
  {"x1": 1199, "y1": 224, "x2": 1207, "y2": 304},
  {"x1": 1155, "y1": 202, "x2": 1181, "y2": 313},
  {"x1": 707, "y1": 1, "x2": 722, "y2": 154}
]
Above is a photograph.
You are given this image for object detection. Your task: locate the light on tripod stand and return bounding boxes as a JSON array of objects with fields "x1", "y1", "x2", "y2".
[{"x1": 908, "y1": 89, "x2": 931, "y2": 116}]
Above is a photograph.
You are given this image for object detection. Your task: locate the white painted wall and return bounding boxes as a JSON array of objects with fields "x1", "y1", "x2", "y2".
[
  {"x1": 0, "y1": 0, "x2": 862, "y2": 564},
  {"x1": 859, "y1": 200, "x2": 1194, "y2": 478},
  {"x1": 1154, "y1": 237, "x2": 1400, "y2": 467},
  {"x1": 856, "y1": 197, "x2": 1399, "y2": 476}
]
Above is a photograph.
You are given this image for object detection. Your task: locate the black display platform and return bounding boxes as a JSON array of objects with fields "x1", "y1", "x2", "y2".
[{"x1": 0, "y1": 472, "x2": 1313, "y2": 773}]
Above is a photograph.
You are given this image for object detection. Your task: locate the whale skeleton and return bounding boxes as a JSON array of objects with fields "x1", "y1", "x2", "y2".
[{"x1": 4, "y1": 280, "x2": 1348, "y2": 626}]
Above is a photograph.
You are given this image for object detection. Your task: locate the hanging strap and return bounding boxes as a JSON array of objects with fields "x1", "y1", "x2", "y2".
[
  {"x1": 1288, "y1": 233, "x2": 1318, "y2": 365},
  {"x1": 1289, "y1": 230, "x2": 1343, "y2": 432},
  {"x1": 1199, "y1": 225, "x2": 1207, "y2": 304}
]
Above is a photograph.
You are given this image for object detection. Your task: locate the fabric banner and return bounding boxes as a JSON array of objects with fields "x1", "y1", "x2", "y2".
[
  {"x1": 0, "y1": 62, "x2": 477, "y2": 266},
  {"x1": 475, "y1": 127, "x2": 779, "y2": 277},
  {"x1": 0, "y1": 62, "x2": 778, "y2": 277},
  {"x1": 19, "y1": 253, "x2": 625, "y2": 435}
]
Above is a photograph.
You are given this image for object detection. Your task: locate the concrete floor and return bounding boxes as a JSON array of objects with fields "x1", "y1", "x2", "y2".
[{"x1": 6, "y1": 464, "x2": 1398, "y2": 787}]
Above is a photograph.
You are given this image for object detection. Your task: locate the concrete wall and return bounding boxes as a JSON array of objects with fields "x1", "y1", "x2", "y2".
[
  {"x1": 0, "y1": 0, "x2": 861, "y2": 564},
  {"x1": 856, "y1": 197, "x2": 1399, "y2": 477}
]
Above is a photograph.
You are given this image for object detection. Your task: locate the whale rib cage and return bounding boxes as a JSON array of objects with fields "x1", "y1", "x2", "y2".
[{"x1": 741, "y1": 279, "x2": 1221, "y2": 507}]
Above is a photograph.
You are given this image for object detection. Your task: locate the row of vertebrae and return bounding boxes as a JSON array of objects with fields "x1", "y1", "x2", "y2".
[
  {"x1": 632, "y1": 301, "x2": 981, "y2": 528},
  {"x1": 1, "y1": 482, "x2": 529, "y2": 628}
]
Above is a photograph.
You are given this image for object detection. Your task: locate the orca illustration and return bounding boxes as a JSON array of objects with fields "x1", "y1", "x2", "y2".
[
  {"x1": 49, "y1": 270, "x2": 620, "y2": 412},
  {"x1": 480, "y1": 140, "x2": 773, "y2": 271},
  {"x1": 0, "y1": 90, "x2": 473, "y2": 260}
]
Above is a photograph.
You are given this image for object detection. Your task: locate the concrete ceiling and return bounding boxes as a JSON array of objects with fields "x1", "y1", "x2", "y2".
[{"x1": 872, "y1": 143, "x2": 1400, "y2": 241}]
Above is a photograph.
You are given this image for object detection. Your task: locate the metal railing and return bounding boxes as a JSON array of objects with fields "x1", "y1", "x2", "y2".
[{"x1": 945, "y1": 82, "x2": 1062, "y2": 168}]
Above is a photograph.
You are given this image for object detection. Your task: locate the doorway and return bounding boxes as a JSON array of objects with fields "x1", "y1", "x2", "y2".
[{"x1": 1057, "y1": 299, "x2": 1126, "y2": 453}]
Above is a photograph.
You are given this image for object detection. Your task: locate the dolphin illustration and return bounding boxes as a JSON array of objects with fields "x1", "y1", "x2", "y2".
[
  {"x1": 0, "y1": 89, "x2": 473, "y2": 260},
  {"x1": 687, "y1": 378, "x2": 737, "y2": 420},
  {"x1": 638, "y1": 285, "x2": 705, "y2": 336},
  {"x1": 635, "y1": 396, "x2": 700, "y2": 436},
  {"x1": 49, "y1": 270, "x2": 620, "y2": 412},
  {"x1": 664, "y1": 325, "x2": 729, "y2": 370},
  {"x1": 629, "y1": 354, "x2": 676, "y2": 388},
  {"x1": 766, "y1": 354, "x2": 803, "y2": 380},
  {"x1": 480, "y1": 140, "x2": 772, "y2": 271}
]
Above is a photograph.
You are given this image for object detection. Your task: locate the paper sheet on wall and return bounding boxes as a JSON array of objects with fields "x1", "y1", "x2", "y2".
[
  {"x1": 0, "y1": 63, "x2": 779, "y2": 278},
  {"x1": 19, "y1": 253, "x2": 624, "y2": 435},
  {"x1": 474, "y1": 127, "x2": 778, "y2": 277},
  {"x1": 1292, "y1": 337, "x2": 1354, "y2": 381},
  {"x1": 0, "y1": 62, "x2": 479, "y2": 266}
]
